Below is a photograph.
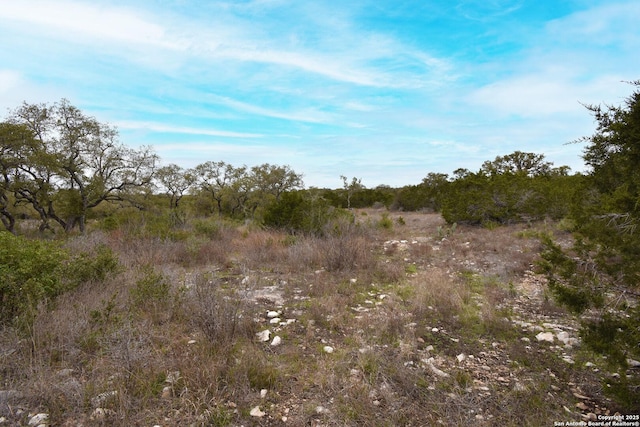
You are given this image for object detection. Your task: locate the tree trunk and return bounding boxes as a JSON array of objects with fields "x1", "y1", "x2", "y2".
[{"x1": 0, "y1": 210, "x2": 16, "y2": 234}]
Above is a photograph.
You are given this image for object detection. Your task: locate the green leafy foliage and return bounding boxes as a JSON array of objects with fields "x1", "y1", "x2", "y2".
[
  {"x1": 539, "y1": 81, "x2": 640, "y2": 409},
  {"x1": 2, "y1": 100, "x2": 158, "y2": 233},
  {"x1": 130, "y1": 266, "x2": 171, "y2": 309},
  {"x1": 0, "y1": 231, "x2": 119, "y2": 325},
  {"x1": 377, "y1": 212, "x2": 393, "y2": 229},
  {"x1": 393, "y1": 173, "x2": 450, "y2": 212},
  {"x1": 263, "y1": 190, "x2": 345, "y2": 235},
  {"x1": 441, "y1": 157, "x2": 580, "y2": 225},
  {"x1": 538, "y1": 236, "x2": 601, "y2": 313}
]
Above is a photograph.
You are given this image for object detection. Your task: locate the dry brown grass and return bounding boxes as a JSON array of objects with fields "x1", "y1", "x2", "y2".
[
  {"x1": 408, "y1": 269, "x2": 470, "y2": 319},
  {"x1": 187, "y1": 271, "x2": 257, "y2": 347},
  {"x1": 0, "y1": 211, "x2": 613, "y2": 425}
]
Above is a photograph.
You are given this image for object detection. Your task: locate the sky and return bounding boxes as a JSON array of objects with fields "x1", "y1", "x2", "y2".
[{"x1": 1, "y1": 0, "x2": 638, "y2": 188}]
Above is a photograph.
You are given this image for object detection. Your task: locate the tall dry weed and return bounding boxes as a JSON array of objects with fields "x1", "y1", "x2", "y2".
[
  {"x1": 320, "y1": 234, "x2": 376, "y2": 272},
  {"x1": 233, "y1": 230, "x2": 289, "y2": 269},
  {"x1": 186, "y1": 272, "x2": 256, "y2": 348},
  {"x1": 408, "y1": 269, "x2": 470, "y2": 319},
  {"x1": 285, "y1": 237, "x2": 324, "y2": 272}
]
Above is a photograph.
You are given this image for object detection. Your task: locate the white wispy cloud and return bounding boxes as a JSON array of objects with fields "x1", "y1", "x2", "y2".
[
  {"x1": 455, "y1": 0, "x2": 525, "y2": 21},
  {"x1": 0, "y1": 1, "x2": 177, "y2": 48},
  {"x1": 0, "y1": 0, "x2": 450, "y2": 90},
  {"x1": 545, "y1": 1, "x2": 640, "y2": 47},
  {"x1": 153, "y1": 141, "x2": 311, "y2": 178},
  {"x1": 206, "y1": 95, "x2": 336, "y2": 124},
  {"x1": 468, "y1": 73, "x2": 633, "y2": 119},
  {"x1": 116, "y1": 121, "x2": 263, "y2": 138},
  {"x1": 466, "y1": 1, "x2": 640, "y2": 119},
  {"x1": 0, "y1": 70, "x2": 22, "y2": 95},
  {"x1": 0, "y1": 69, "x2": 68, "y2": 113}
]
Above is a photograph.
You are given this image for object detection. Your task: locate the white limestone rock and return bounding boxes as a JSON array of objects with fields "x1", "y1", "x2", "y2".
[
  {"x1": 536, "y1": 332, "x2": 554, "y2": 343},
  {"x1": 256, "y1": 329, "x2": 271, "y2": 342},
  {"x1": 250, "y1": 406, "x2": 265, "y2": 417},
  {"x1": 28, "y1": 413, "x2": 49, "y2": 426},
  {"x1": 91, "y1": 390, "x2": 118, "y2": 408},
  {"x1": 271, "y1": 336, "x2": 282, "y2": 346},
  {"x1": 422, "y1": 358, "x2": 449, "y2": 378}
]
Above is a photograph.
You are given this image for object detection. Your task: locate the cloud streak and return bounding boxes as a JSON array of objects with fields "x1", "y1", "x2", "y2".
[
  {"x1": 116, "y1": 121, "x2": 263, "y2": 138},
  {"x1": 1, "y1": 1, "x2": 175, "y2": 47}
]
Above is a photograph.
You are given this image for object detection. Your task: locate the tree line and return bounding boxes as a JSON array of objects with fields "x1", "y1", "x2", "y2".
[
  {"x1": 2, "y1": 99, "x2": 581, "y2": 237},
  {"x1": 0, "y1": 96, "x2": 629, "y2": 238},
  {"x1": 0, "y1": 97, "x2": 600, "y2": 239},
  {"x1": 393, "y1": 151, "x2": 580, "y2": 226},
  {"x1": 0, "y1": 99, "x2": 305, "y2": 234}
]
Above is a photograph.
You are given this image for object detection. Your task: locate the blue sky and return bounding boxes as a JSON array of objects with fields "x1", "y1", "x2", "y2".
[{"x1": 1, "y1": 0, "x2": 638, "y2": 188}]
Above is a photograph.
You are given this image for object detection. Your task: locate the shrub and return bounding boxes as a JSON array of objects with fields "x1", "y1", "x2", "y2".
[
  {"x1": 129, "y1": 266, "x2": 171, "y2": 309},
  {"x1": 263, "y1": 191, "x2": 347, "y2": 236},
  {"x1": 538, "y1": 83, "x2": 640, "y2": 409},
  {"x1": 187, "y1": 272, "x2": 255, "y2": 347},
  {"x1": 377, "y1": 213, "x2": 393, "y2": 230},
  {"x1": 320, "y1": 234, "x2": 375, "y2": 272},
  {"x1": 0, "y1": 232, "x2": 119, "y2": 325},
  {"x1": 192, "y1": 217, "x2": 222, "y2": 238},
  {"x1": 66, "y1": 244, "x2": 120, "y2": 283}
]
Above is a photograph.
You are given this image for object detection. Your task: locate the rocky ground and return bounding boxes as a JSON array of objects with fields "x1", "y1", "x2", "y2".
[
  {"x1": 1, "y1": 210, "x2": 637, "y2": 426},
  {"x1": 236, "y1": 213, "x2": 628, "y2": 425}
]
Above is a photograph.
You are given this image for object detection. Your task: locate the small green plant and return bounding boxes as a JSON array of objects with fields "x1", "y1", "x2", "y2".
[
  {"x1": 89, "y1": 293, "x2": 120, "y2": 329},
  {"x1": 126, "y1": 369, "x2": 167, "y2": 400},
  {"x1": 245, "y1": 355, "x2": 280, "y2": 390},
  {"x1": 282, "y1": 234, "x2": 297, "y2": 246},
  {"x1": 454, "y1": 369, "x2": 473, "y2": 388},
  {"x1": 206, "y1": 407, "x2": 235, "y2": 426},
  {"x1": 130, "y1": 266, "x2": 171, "y2": 309},
  {"x1": 405, "y1": 264, "x2": 418, "y2": 274},
  {"x1": 437, "y1": 222, "x2": 457, "y2": 238},
  {"x1": 482, "y1": 220, "x2": 500, "y2": 230},
  {"x1": 358, "y1": 351, "x2": 381, "y2": 385},
  {"x1": 515, "y1": 229, "x2": 540, "y2": 239},
  {"x1": 377, "y1": 213, "x2": 393, "y2": 230},
  {"x1": 556, "y1": 217, "x2": 576, "y2": 232},
  {"x1": 396, "y1": 216, "x2": 406, "y2": 226},
  {"x1": 79, "y1": 293, "x2": 123, "y2": 354},
  {"x1": 508, "y1": 281, "x2": 517, "y2": 297}
]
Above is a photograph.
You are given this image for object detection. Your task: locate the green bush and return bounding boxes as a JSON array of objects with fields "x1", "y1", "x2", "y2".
[
  {"x1": 192, "y1": 217, "x2": 222, "y2": 237},
  {"x1": 0, "y1": 232, "x2": 119, "y2": 325},
  {"x1": 440, "y1": 154, "x2": 581, "y2": 226},
  {"x1": 66, "y1": 244, "x2": 120, "y2": 283},
  {"x1": 538, "y1": 83, "x2": 640, "y2": 410},
  {"x1": 263, "y1": 191, "x2": 342, "y2": 235},
  {"x1": 130, "y1": 266, "x2": 171, "y2": 309},
  {"x1": 377, "y1": 213, "x2": 393, "y2": 230}
]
